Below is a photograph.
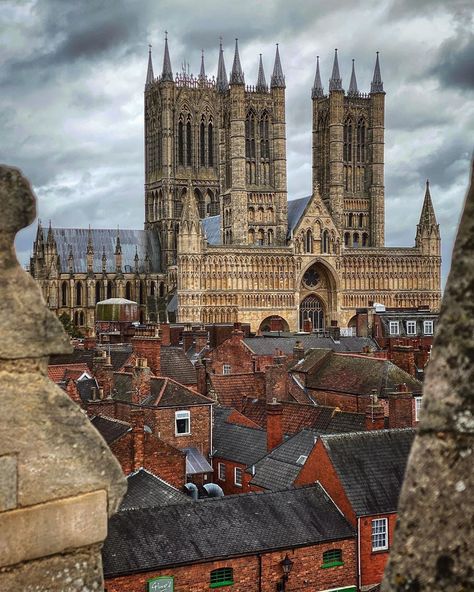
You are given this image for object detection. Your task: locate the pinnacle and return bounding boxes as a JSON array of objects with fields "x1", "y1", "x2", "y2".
[
  {"x1": 312, "y1": 55, "x2": 324, "y2": 98},
  {"x1": 145, "y1": 44, "x2": 154, "y2": 86},
  {"x1": 230, "y1": 38, "x2": 245, "y2": 85},
  {"x1": 371, "y1": 51, "x2": 384, "y2": 93},
  {"x1": 256, "y1": 54, "x2": 268, "y2": 92},
  {"x1": 199, "y1": 49, "x2": 206, "y2": 81},
  {"x1": 216, "y1": 39, "x2": 229, "y2": 92},
  {"x1": 161, "y1": 32, "x2": 173, "y2": 82},
  {"x1": 348, "y1": 59, "x2": 359, "y2": 96},
  {"x1": 329, "y1": 48, "x2": 343, "y2": 92},
  {"x1": 270, "y1": 44, "x2": 285, "y2": 88}
]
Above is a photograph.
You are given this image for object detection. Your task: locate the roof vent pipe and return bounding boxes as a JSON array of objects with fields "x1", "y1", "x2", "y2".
[
  {"x1": 184, "y1": 482, "x2": 199, "y2": 501},
  {"x1": 203, "y1": 483, "x2": 224, "y2": 498}
]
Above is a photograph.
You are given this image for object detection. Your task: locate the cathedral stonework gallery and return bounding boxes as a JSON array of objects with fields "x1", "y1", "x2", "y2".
[{"x1": 30, "y1": 37, "x2": 441, "y2": 333}]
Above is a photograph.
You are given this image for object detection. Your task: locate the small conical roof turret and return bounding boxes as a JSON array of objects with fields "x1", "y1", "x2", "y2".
[
  {"x1": 270, "y1": 44, "x2": 285, "y2": 88},
  {"x1": 161, "y1": 32, "x2": 173, "y2": 82},
  {"x1": 416, "y1": 180, "x2": 441, "y2": 251},
  {"x1": 371, "y1": 51, "x2": 384, "y2": 93},
  {"x1": 115, "y1": 228, "x2": 122, "y2": 255},
  {"x1": 146, "y1": 44, "x2": 154, "y2": 86},
  {"x1": 348, "y1": 59, "x2": 359, "y2": 96},
  {"x1": 311, "y1": 55, "x2": 324, "y2": 98},
  {"x1": 419, "y1": 180, "x2": 439, "y2": 228},
  {"x1": 47, "y1": 219, "x2": 54, "y2": 244},
  {"x1": 256, "y1": 54, "x2": 268, "y2": 92},
  {"x1": 199, "y1": 49, "x2": 206, "y2": 81},
  {"x1": 230, "y1": 38, "x2": 245, "y2": 85},
  {"x1": 216, "y1": 39, "x2": 228, "y2": 92},
  {"x1": 329, "y1": 49, "x2": 343, "y2": 91}
]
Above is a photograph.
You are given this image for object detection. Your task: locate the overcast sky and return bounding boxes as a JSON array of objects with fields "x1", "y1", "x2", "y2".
[{"x1": 2, "y1": 0, "x2": 473, "y2": 284}]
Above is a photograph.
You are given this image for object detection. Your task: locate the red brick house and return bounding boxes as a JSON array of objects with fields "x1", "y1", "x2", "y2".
[
  {"x1": 103, "y1": 484, "x2": 357, "y2": 592},
  {"x1": 294, "y1": 429, "x2": 415, "y2": 590}
]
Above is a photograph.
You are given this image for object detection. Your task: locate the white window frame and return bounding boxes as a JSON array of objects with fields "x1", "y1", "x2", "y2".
[
  {"x1": 389, "y1": 321, "x2": 399, "y2": 336},
  {"x1": 175, "y1": 410, "x2": 190, "y2": 436},
  {"x1": 423, "y1": 320, "x2": 434, "y2": 335},
  {"x1": 234, "y1": 467, "x2": 243, "y2": 487},
  {"x1": 218, "y1": 462, "x2": 226, "y2": 481},
  {"x1": 406, "y1": 320, "x2": 417, "y2": 335},
  {"x1": 371, "y1": 517, "x2": 388, "y2": 551},
  {"x1": 414, "y1": 396, "x2": 423, "y2": 421},
  {"x1": 223, "y1": 364, "x2": 231, "y2": 375}
]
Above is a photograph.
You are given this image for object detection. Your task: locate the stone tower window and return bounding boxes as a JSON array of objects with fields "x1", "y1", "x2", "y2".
[
  {"x1": 61, "y1": 281, "x2": 68, "y2": 306},
  {"x1": 208, "y1": 122, "x2": 214, "y2": 167},
  {"x1": 200, "y1": 119, "x2": 206, "y2": 166},
  {"x1": 186, "y1": 117, "x2": 192, "y2": 166},
  {"x1": 75, "y1": 282, "x2": 83, "y2": 306},
  {"x1": 357, "y1": 118, "x2": 366, "y2": 163},
  {"x1": 178, "y1": 117, "x2": 184, "y2": 166},
  {"x1": 305, "y1": 229, "x2": 313, "y2": 253}
]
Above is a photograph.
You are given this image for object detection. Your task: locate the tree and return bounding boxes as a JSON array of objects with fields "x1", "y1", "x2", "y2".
[{"x1": 58, "y1": 313, "x2": 83, "y2": 338}]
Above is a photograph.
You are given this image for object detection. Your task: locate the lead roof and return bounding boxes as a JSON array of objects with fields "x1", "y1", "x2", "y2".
[{"x1": 103, "y1": 483, "x2": 355, "y2": 576}]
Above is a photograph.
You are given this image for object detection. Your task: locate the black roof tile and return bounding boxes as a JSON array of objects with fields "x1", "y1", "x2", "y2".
[
  {"x1": 160, "y1": 346, "x2": 197, "y2": 384},
  {"x1": 213, "y1": 407, "x2": 267, "y2": 466},
  {"x1": 103, "y1": 483, "x2": 355, "y2": 576},
  {"x1": 91, "y1": 415, "x2": 130, "y2": 445},
  {"x1": 119, "y1": 469, "x2": 189, "y2": 511}
]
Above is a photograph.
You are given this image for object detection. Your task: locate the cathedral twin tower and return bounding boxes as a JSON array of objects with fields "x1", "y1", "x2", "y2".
[{"x1": 31, "y1": 35, "x2": 441, "y2": 333}]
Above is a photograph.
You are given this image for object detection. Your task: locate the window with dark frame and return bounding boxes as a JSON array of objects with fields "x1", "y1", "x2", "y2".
[
  {"x1": 210, "y1": 567, "x2": 234, "y2": 588},
  {"x1": 322, "y1": 548, "x2": 343, "y2": 568}
]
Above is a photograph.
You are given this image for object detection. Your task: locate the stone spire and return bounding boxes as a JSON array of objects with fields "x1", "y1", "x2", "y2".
[
  {"x1": 216, "y1": 39, "x2": 228, "y2": 92},
  {"x1": 329, "y1": 48, "x2": 343, "y2": 91},
  {"x1": 270, "y1": 43, "x2": 285, "y2": 88},
  {"x1": 230, "y1": 38, "x2": 245, "y2": 85},
  {"x1": 145, "y1": 44, "x2": 154, "y2": 86},
  {"x1": 256, "y1": 54, "x2": 268, "y2": 92},
  {"x1": 114, "y1": 228, "x2": 122, "y2": 274},
  {"x1": 311, "y1": 55, "x2": 324, "y2": 98},
  {"x1": 161, "y1": 32, "x2": 173, "y2": 82},
  {"x1": 418, "y1": 180, "x2": 439, "y2": 228},
  {"x1": 199, "y1": 49, "x2": 206, "y2": 81},
  {"x1": 47, "y1": 219, "x2": 54, "y2": 244},
  {"x1": 371, "y1": 51, "x2": 384, "y2": 93},
  {"x1": 348, "y1": 59, "x2": 359, "y2": 96}
]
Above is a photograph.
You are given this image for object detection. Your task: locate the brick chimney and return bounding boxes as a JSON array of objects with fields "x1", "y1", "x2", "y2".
[
  {"x1": 303, "y1": 317, "x2": 313, "y2": 333},
  {"x1": 195, "y1": 358, "x2": 208, "y2": 396},
  {"x1": 194, "y1": 327, "x2": 208, "y2": 352},
  {"x1": 329, "y1": 320, "x2": 341, "y2": 341},
  {"x1": 266, "y1": 398, "x2": 283, "y2": 451},
  {"x1": 160, "y1": 323, "x2": 171, "y2": 346},
  {"x1": 391, "y1": 345, "x2": 416, "y2": 377},
  {"x1": 131, "y1": 331, "x2": 161, "y2": 376},
  {"x1": 365, "y1": 389, "x2": 385, "y2": 430},
  {"x1": 388, "y1": 383, "x2": 415, "y2": 428},
  {"x1": 265, "y1": 352, "x2": 288, "y2": 402},
  {"x1": 182, "y1": 325, "x2": 194, "y2": 353},
  {"x1": 293, "y1": 340, "x2": 305, "y2": 361},
  {"x1": 130, "y1": 408, "x2": 145, "y2": 471},
  {"x1": 231, "y1": 324, "x2": 244, "y2": 342},
  {"x1": 83, "y1": 335, "x2": 97, "y2": 350},
  {"x1": 65, "y1": 378, "x2": 81, "y2": 406},
  {"x1": 131, "y1": 358, "x2": 151, "y2": 403},
  {"x1": 96, "y1": 354, "x2": 114, "y2": 398}
]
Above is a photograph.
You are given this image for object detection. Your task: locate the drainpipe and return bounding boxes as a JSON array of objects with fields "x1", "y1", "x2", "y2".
[
  {"x1": 357, "y1": 517, "x2": 361, "y2": 590},
  {"x1": 258, "y1": 553, "x2": 262, "y2": 592}
]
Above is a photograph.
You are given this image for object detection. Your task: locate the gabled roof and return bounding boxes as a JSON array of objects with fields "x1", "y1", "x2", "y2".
[
  {"x1": 48, "y1": 363, "x2": 91, "y2": 383},
  {"x1": 213, "y1": 407, "x2": 267, "y2": 466},
  {"x1": 41, "y1": 227, "x2": 161, "y2": 273},
  {"x1": 103, "y1": 483, "x2": 355, "y2": 576},
  {"x1": 108, "y1": 345, "x2": 133, "y2": 371},
  {"x1": 91, "y1": 415, "x2": 131, "y2": 445},
  {"x1": 143, "y1": 377, "x2": 213, "y2": 407},
  {"x1": 160, "y1": 346, "x2": 197, "y2": 384},
  {"x1": 209, "y1": 373, "x2": 264, "y2": 408},
  {"x1": 321, "y1": 429, "x2": 415, "y2": 516},
  {"x1": 250, "y1": 429, "x2": 318, "y2": 491},
  {"x1": 120, "y1": 469, "x2": 189, "y2": 511},
  {"x1": 305, "y1": 353, "x2": 422, "y2": 396},
  {"x1": 76, "y1": 377, "x2": 99, "y2": 403}
]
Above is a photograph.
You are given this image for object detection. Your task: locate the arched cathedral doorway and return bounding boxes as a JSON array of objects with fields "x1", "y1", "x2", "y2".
[{"x1": 300, "y1": 295, "x2": 325, "y2": 331}]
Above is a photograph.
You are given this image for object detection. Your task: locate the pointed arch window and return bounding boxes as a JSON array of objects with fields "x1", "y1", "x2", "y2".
[
  {"x1": 75, "y1": 282, "x2": 83, "y2": 306},
  {"x1": 178, "y1": 117, "x2": 184, "y2": 165},
  {"x1": 186, "y1": 117, "x2": 192, "y2": 166},
  {"x1": 359, "y1": 213, "x2": 364, "y2": 228},
  {"x1": 343, "y1": 118, "x2": 352, "y2": 163},
  {"x1": 61, "y1": 281, "x2": 68, "y2": 307},
  {"x1": 348, "y1": 213, "x2": 354, "y2": 228},
  {"x1": 125, "y1": 281, "x2": 132, "y2": 300},
  {"x1": 208, "y1": 121, "x2": 214, "y2": 166},
  {"x1": 357, "y1": 118, "x2": 366, "y2": 163},
  {"x1": 95, "y1": 281, "x2": 101, "y2": 304},
  {"x1": 257, "y1": 229, "x2": 264, "y2": 246},
  {"x1": 305, "y1": 229, "x2": 313, "y2": 253},
  {"x1": 245, "y1": 111, "x2": 256, "y2": 159},
  {"x1": 322, "y1": 230, "x2": 330, "y2": 254},
  {"x1": 267, "y1": 229, "x2": 274, "y2": 245},
  {"x1": 200, "y1": 119, "x2": 206, "y2": 166},
  {"x1": 260, "y1": 112, "x2": 270, "y2": 159}
]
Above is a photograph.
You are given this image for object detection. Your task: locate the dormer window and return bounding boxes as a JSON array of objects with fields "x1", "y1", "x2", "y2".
[
  {"x1": 406, "y1": 320, "x2": 417, "y2": 335},
  {"x1": 389, "y1": 321, "x2": 400, "y2": 335},
  {"x1": 223, "y1": 364, "x2": 231, "y2": 375},
  {"x1": 423, "y1": 320, "x2": 434, "y2": 335}
]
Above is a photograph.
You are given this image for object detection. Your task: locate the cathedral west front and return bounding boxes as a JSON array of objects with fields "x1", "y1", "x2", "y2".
[{"x1": 31, "y1": 36, "x2": 441, "y2": 333}]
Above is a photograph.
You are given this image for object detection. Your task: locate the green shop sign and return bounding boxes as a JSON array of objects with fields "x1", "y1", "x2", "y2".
[{"x1": 147, "y1": 576, "x2": 174, "y2": 592}]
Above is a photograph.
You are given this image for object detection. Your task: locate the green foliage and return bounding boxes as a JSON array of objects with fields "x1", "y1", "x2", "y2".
[{"x1": 58, "y1": 313, "x2": 83, "y2": 338}]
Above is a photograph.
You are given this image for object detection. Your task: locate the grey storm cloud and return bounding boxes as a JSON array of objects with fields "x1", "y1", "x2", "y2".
[{"x1": 1, "y1": 0, "x2": 473, "y2": 285}]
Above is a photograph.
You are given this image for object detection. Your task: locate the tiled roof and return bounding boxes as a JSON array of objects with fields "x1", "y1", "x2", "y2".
[
  {"x1": 250, "y1": 429, "x2": 318, "y2": 491},
  {"x1": 213, "y1": 407, "x2": 267, "y2": 466},
  {"x1": 43, "y1": 227, "x2": 161, "y2": 273},
  {"x1": 143, "y1": 377, "x2": 213, "y2": 407},
  {"x1": 322, "y1": 429, "x2": 415, "y2": 516},
  {"x1": 119, "y1": 469, "x2": 189, "y2": 511},
  {"x1": 91, "y1": 415, "x2": 131, "y2": 445},
  {"x1": 305, "y1": 353, "x2": 422, "y2": 396},
  {"x1": 244, "y1": 336, "x2": 379, "y2": 356},
  {"x1": 49, "y1": 349, "x2": 95, "y2": 370},
  {"x1": 76, "y1": 377, "x2": 99, "y2": 403},
  {"x1": 103, "y1": 483, "x2": 355, "y2": 576},
  {"x1": 109, "y1": 347, "x2": 133, "y2": 371},
  {"x1": 48, "y1": 363, "x2": 90, "y2": 383},
  {"x1": 160, "y1": 346, "x2": 197, "y2": 384},
  {"x1": 209, "y1": 373, "x2": 264, "y2": 408}
]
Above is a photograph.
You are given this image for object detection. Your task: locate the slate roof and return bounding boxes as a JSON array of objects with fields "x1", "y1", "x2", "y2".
[
  {"x1": 42, "y1": 227, "x2": 161, "y2": 273},
  {"x1": 108, "y1": 346, "x2": 133, "y2": 371},
  {"x1": 201, "y1": 215, "x2": 221, "y2": 245},
  {"x1": 119, "y1": 469, "x2": 189, "y2": 511},
  {"x1": 250, "y1": 429, "x2": 318, "y2": 491},
  {"x1": 49, "y1": 349, "x2": 95, "y2": 370},
  {"x1": 76, "y1": 377, "x2": 100, "y2": 403},
  {"x1": 91, "y1": 415, "x2": 131, "y2": 445},
  {"x1": 244, "y1": 336, "x2": 379, "y2": 356},
  {"x1": 287, "y1": 195, "x2": 312, "y2": 234},
  {"x1": 103, "y1": 483, "x2": 355, "y2": 576},
  {"x1": 305, "y1": 353, "x2": 422, "y2": 396},
  {"x1": 143, "y1": 377, "x2": 213, "y2": 407},
  {"x1": 213, "y1": 407, "x2": 267, "y2": 466},
  {"x1": 160, "y1": 346, "x2": 197, "y2": 384},
  {"x1": 321, "y1": 429, "x2": 415, "y2": 516}
]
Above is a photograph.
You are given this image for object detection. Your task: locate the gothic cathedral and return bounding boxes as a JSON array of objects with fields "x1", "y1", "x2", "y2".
[{"x1": 31, "y1": 36, "x2": 441, "y2": 333}]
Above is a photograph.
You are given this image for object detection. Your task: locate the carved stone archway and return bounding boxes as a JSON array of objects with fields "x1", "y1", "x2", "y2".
[{"x1": 299, "y1": 260, "x2": 338, "y2": 330}]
